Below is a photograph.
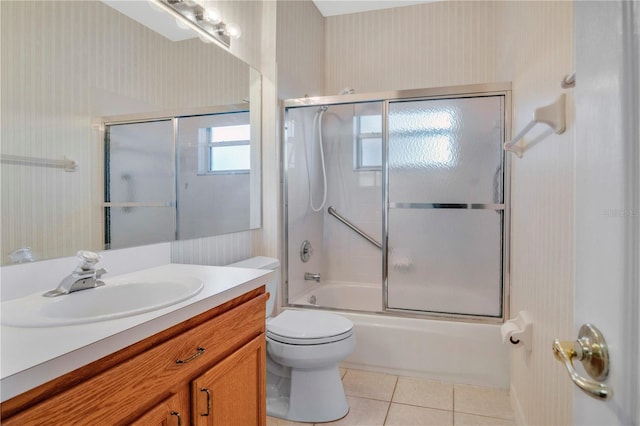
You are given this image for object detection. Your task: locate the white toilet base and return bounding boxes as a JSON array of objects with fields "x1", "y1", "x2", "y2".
[{"x1": 267, "y1": 365, "x2": 349, "y2": 423}]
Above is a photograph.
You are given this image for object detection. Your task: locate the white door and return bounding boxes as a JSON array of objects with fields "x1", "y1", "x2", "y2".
[{"x1": 573, "y1": 1, "x2": 639, "y2": 425}]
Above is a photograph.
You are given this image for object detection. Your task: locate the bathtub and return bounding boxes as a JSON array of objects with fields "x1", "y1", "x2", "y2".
[{"x1": 291, "y1": 282, "x2": 510, "y2": 389}]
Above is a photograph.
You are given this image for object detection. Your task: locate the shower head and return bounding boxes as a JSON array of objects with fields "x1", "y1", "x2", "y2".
[{"x1": 318, "y1": 88, "x2": 355, "y2": 112}]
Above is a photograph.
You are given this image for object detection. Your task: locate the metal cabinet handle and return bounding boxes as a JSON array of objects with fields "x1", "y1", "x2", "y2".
[
  {"x1": 175, "y1": 347, "x2": 205, "y2": 364},
  {"x1": 170, "y1": 411, "x2": 182, "y2": 426},
  {"x1": 200, "y1": 388, "x2": 212, "y2": 416},
  {"x1": 552, "y1": 323, "x2": 613, "y2": 400}
]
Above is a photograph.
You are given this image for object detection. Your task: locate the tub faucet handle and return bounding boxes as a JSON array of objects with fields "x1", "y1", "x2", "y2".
[{"x1": 304, "y1": 272, "x2": 321, "y2": 283}]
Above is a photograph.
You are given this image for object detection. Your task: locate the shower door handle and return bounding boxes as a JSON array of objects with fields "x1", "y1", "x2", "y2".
[{"x1": 552, "y1": 323, "x2": 612, "y2": 400}]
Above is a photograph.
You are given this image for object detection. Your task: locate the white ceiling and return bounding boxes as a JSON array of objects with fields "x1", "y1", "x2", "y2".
[{"x1": 312, "y1": 0, "x2": 437, "y2": 17}]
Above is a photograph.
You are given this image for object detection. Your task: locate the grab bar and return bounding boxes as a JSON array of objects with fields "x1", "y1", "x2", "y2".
[{"x1": 327, "y1": 206, "x2": 382, "y2": 250}]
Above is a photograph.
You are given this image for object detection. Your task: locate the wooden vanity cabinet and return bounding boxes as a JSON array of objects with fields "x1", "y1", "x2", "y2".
[
  {"x1": 0, "y1": 287, "x2": 268, "y2": 426},
  {"x1": 191, "y1": 336, "x2": 266, "y2": 425},
  {"x1": 130, "y1": 391, "x2": 189, "y2": 426}
]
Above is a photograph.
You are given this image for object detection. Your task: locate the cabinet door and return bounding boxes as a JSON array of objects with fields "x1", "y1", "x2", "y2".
[
  {"x1": 130, "y1": 392, "x2": 188, "y2": 426},
  {"x1": 192, "y1": 335, "x2": 266, "y2": 426}
]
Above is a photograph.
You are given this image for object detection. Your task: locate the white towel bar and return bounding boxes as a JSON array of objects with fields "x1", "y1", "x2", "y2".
[
  {"x1": 504, "y1": 94, "x2": 566, "y2": 158},
  {"x1": 0, "y1": 154, "x2": 77, "y2": 171}
]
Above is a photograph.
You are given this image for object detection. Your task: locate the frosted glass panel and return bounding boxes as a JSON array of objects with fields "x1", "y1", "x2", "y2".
[
  {"x1": 388, "y1": 96, "x2": 503, "y2": 204},
  {"x1": 386, "y1": 95, "x2": 505, "y2": 317},
  {"x1": 387, "y1": 209, "x2": 503, "y2": 317},
  {"x1": 107, "y1": 120, "x2": 174, "y2": 204},
  {"x1": 106, "y1": 120, "x2": 175, "y2": 249},
  {"x1": 107, "y1": 207, "x2": 175, "y2": 249}
]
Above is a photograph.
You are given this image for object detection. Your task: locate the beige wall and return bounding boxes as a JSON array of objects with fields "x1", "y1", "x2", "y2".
[
  {"x1": 495, "y1": 2, "x2": 574, "y2": 425},
  {"x1": 325, "y1": 1, "x2": 497, "y2": 94},
  {"x1": 277, "y1": 0, "x2": 325, "y2": 99}
]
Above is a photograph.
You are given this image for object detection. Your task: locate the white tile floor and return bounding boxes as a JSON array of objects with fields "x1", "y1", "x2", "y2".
[{"x1": 267, "y1": 368, "x2": 515, "y2": 426}]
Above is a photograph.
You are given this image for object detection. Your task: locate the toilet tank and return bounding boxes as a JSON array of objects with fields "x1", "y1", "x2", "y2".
[{"x1": 227, "y1": 256, "x2": 280, "y2": 317}]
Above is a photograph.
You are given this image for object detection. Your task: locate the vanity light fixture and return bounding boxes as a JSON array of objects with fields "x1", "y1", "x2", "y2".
[{"x1": 149, "y1": 0, "x2": 241, "y2": 49}]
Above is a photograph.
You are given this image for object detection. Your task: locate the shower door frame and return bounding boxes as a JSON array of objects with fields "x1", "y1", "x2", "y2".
[{"x1": 282, "y1": 83, "x2": 512, "y2": 324}]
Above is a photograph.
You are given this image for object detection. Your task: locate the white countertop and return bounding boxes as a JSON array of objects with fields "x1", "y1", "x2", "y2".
[{"x1": 0, "y1": 263, "x2": 273, "y2": 402}]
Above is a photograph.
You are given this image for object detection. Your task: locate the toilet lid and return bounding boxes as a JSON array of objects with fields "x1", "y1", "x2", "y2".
[{"x1": 267, "y1": 310, "x2": 353, "y2": 341}]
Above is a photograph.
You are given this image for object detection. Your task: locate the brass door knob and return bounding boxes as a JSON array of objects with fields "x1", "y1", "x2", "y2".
[{"x1": 552, "y1": 323, "x2": 612, "y2": 400}]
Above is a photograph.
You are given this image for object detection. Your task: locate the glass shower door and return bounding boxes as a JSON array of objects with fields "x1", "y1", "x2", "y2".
[{"x1": 386, "y1": 96, "x2": 505, "y2": 317}]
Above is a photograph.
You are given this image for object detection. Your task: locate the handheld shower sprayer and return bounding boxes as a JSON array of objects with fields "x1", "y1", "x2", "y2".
[{"x1": 305, "y1": 88, "x2": 355, "y2": 212}]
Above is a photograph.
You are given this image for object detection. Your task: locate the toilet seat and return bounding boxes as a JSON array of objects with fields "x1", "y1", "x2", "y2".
[{"x1": 267, "y1": 310, "x2": 354, "y2": 345}]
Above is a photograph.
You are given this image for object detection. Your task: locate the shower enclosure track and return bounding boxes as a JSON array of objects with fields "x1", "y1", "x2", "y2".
[{"x1": 327, "y1": 206, "x2": 382, "y2": 249}]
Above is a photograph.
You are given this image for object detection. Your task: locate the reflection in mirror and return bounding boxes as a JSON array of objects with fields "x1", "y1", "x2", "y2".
[{"x1": 0, "y1": 1, "x2": 262, "y2": 265}]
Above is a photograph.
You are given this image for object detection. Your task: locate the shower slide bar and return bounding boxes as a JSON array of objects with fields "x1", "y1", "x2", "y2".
[{"x1": 327, "y1": 206, "x2": 382, "y2": 250}]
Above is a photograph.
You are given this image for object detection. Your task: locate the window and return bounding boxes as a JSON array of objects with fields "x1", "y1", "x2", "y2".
[
  {"x1": 388, "y1": 109, "x2": 456, "y2": 169},
  {"x1": 354, "y1": 114, "x2": 382, "y2": 170},
  {"x1": 203, "y1": 123, "x2": 251, "y2": 174},
  {"x1": 353, "y1": 110, "x2": 455, "y2": 171}
]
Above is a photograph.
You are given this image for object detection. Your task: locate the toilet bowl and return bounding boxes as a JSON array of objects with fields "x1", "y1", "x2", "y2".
[{"x1": 228, "y1": 257, "x2": 355, "y2": 423}]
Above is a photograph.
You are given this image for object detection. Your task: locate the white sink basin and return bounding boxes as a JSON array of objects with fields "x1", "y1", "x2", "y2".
[{"x1": 1, "y1": 277, "x2": 203, "y2": 327}]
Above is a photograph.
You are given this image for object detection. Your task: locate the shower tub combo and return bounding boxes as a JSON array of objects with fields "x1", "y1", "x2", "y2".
[{"x1": 282, "y1": 84, "x2": 512, "y2": 388}]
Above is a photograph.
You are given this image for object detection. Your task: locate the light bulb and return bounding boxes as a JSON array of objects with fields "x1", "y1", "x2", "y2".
[
  {"x1": 225, "y1": 22, "x2": 241, "y2": 39},
  {"x1": 203, "y1": 7, "x2": 221, "y2": 24},
  {"x1": 183, "y1": 9, "x2": 196, "y2": 21}
]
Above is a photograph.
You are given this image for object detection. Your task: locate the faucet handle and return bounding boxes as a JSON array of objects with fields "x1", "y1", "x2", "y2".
[
  {"x1": 95, "y1": 268, "x2": 107, "y2": 279},
  {"x1": 75, "y1": 250, "x2": 101, "y2": 272}
]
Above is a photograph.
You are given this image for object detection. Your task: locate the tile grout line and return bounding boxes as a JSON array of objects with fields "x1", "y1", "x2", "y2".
[
  {"x1": 382, "y1": 375, "x2": 399, "y2": 425},
  {"x1": 452, "y1": 384, "x2": 456, "y2": 423}
]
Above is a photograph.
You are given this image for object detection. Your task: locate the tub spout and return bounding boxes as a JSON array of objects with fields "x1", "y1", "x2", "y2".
[{"x1": 304, "y1": 272, "x2": 321, "y2": 283}]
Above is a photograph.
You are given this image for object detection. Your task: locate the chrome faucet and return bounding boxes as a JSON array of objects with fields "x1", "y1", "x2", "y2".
[
  {"x1": 43, "y1": 251, "x2": 107, "y2": 297},
  {"x1": 304, "y1": 272, "x2": 321, "y2": 283}
]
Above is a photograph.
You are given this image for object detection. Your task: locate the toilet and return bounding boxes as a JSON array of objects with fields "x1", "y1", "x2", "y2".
[{"x1": 228, "y1": 257, "x2": 355, "y2": 423}]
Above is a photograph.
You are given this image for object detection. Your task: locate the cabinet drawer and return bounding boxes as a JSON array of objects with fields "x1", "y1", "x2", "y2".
[{"x1": 3, "y1": 293, "x2": 267, "y2": 426}]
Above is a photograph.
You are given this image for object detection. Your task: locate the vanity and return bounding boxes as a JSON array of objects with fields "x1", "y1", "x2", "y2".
[{"x1": 0, "y1": 264, "x2": 272, "y2": 425}]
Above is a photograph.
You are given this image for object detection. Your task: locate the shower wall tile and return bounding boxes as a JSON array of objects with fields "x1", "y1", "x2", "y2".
[
  {"x1": 325, "y1": 1, "x2": 497, "y2": 94},
  {"x1": 321, "y1": 104, "x2": 383, "y2": 286},
  {"x1": 495, "y1": 2, "x2": 575, "y2": 425},
  {"x1": 282, "y1": 108, "x2": 327, "y2": 302}
]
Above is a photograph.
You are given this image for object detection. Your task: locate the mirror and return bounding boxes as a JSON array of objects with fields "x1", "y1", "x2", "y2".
[{"x1": 0, "y1": 0, "x2": 262, "y2": 265}]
